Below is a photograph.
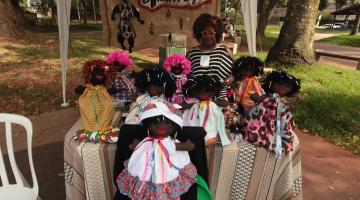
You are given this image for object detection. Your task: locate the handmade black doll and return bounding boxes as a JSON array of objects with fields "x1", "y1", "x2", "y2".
[
  {"x1": 232, "y1": 71, "x2": 301, "y2": 158},
  {"x1": 124, "y1": 66, "x2": 176, "y2": 124},
  {"x1": 111, "y1": 0, "x2": 145, "y2": 53},
  {"x1": 162, "y1": 54, "x2": 192, "y2": 105},
  {"x1": 232, "y1": 56, "x2": 265, "y2": 112},
  {"x1": 117, "y1": 101, "x2": 212, "y2": 199},
  {"x1": 73, "y1": 60, "x2": 119, "y2": 143},
  {"x1": 182, "y1": 75, "x2": 230, "y2": 146},
  {"x1": 106, "y1": 50, "x2": 137, "y2": 108}
]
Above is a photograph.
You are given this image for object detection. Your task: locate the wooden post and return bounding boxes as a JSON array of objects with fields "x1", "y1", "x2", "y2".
[{"x1": 357, "y1": 60, "x2": 360, "y2": 70}]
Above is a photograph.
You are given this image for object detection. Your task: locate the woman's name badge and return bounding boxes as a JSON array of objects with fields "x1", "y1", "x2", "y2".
[{"x1": 200, "y1": 55, "x2": 210, "y2": 66}]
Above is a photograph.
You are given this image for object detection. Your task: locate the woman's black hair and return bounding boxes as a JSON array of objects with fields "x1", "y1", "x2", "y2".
[
  {"x1": 262, "y1": 71, "x2": 301, "y2": 97},
  {"x1": 232, "y1": 56, "x2": 264, "y2": 80},
  {"x1": 134, "y1": 66, "x2": 176, "y2": 98},
  {"x1": 141, "y1": 115, "x2": 181, "y2": 137},
  {"x1": 182, "y1": 75, "x2": 223, "y2": 98},
  {"x1": 193, "y1": 13, "x2": 224, "y2": 43}
]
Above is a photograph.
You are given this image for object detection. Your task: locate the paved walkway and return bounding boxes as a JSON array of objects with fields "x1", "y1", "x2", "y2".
[
  {"x1": 3, "y1": 108, "x2": 359, "y2": 199},
  {"x1": 314, "y1": 43, "x2": 360, "y2": 69}
]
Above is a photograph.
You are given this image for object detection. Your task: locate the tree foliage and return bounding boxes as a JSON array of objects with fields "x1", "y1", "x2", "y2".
[
  {"x1": 335, "y1": 0, "x2": 347, "y2": 10},
  {"x1": 318, "y1": 0, "x2": 328, "y2": 11}
]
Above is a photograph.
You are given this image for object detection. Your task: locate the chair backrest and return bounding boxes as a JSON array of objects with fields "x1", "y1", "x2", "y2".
[{"x1": 0, "y1": 113, "x2": 38, "y2": 199}]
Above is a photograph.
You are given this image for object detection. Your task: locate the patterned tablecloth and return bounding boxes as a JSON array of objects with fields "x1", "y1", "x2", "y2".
[
  {"x1": 207, "y1": 136, "x2": 303, "y2": 200},
  {"x1": 64, "y1": 112, "x2": 121, "y2": 200},
  {"x1": 64, "y1": 111, "x2": 302, "y2": 200}
]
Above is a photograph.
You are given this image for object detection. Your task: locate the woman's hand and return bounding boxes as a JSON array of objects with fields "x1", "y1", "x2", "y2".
[{"x1": 223, "y1": 75, "x2": 234, "y2": 86}]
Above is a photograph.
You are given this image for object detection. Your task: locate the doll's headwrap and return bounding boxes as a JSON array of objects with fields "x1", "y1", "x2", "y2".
[
  {"x1": 139, "y1": 100, "x2": 183, "y2": 127},
  {"x1": 82, "y1": 59, "x2": 117, "y2": 86},
  {"x1": 106, "y1": 50, "x2": 133, "y2": 70},
  {"x1": 163, "y1": 54, "x2": 191, "y2": 75}
]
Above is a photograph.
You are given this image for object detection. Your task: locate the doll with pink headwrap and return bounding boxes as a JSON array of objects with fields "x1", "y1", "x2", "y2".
[
  {"x1": 163, "y1": 54, "x2": 192, "y2": 106},
  {"x1": 106, "y1": 50, "x2": 137, "y2": 106}
]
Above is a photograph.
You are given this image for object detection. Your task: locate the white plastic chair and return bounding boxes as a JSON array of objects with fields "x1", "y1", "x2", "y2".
[{"x1": 0, "y1": 113, "x2": 39, "y2": 200}]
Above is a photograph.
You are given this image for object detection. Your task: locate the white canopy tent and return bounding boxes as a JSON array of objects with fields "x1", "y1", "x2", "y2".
[{"x1": 56, "y1": 0, "x2": 257, "y2": 107}]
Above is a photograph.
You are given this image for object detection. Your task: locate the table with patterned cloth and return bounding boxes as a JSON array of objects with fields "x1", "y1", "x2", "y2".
[
  {"x1": 64, "y1": 112, "x2": 121, "y2": 200},
  {"x1": 64, "y1": 110, "x2": 302, "y2": 200},
  {"x1": 207, "y1": 135, "x2": 303, "y2": 200}
]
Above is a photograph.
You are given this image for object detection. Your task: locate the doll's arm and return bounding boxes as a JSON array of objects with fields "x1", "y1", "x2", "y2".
[
  {"x1": 223, "y1": 75, "x2": 234, "y2": 86},
  {"x1": 175, "y1": 140, "x2": 195, "y2": 151},
  {"x1": 107, "y1": 86, "x2": 128, "y2": 95},
  {"x1": 250, "y1": 94, "x2": 266, "y2": 103},
  {"x1": 111, "y1": 5, "x2": 120, "y2": 20},
  {"x1": 131, "y1": 5, "x2": 144, "y2": 24},
  {"x1": 179, "y1": 102, "x2": 193, "y2": 110},
  {"x1": 74, "y1": 85, "x2": 86, "y2": 95},
  {"x1": 129, "y1": 139, "x2": 141, "y2": 151},
  {"x1": 214, "y1": 98, "x2": 229, "y2": 107}
]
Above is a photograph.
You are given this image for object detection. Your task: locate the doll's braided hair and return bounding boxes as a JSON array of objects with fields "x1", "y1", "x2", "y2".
[
  {"x1": 182, "y1": 75, "x2": 223, "y2": 98},
  {"x1": 262, "y1": 70, "x2": 301, "y2": 97},
  {"x1": 134, "y1": 66, "x2": 176, "y2": 98},
  {"x1": 232, "y1": 56, "x2": 264, "y2": 80},
  {"x1": 82, "y1": 59, "x2": 117, "y2": 86}
]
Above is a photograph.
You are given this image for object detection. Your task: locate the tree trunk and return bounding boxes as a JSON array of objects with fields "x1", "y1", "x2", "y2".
[
  {"x1": 92, "y1": 0, "x2": 97, "y2": 22},
  {"x1": 265, "y1": 0, "x2": 320, "y2": 66},
  {"x1": 257, "y1": 0, "x2": 279, "y2": 37},
  {"x1": 350, "y1": 13, "x2": 360, "y2": 35},
  {"x1": 0, "y1": 0, "x2": 25, "y2": 38},
  {"x1": 76, "y1": 0, "x2": 81, "y2": 21}
]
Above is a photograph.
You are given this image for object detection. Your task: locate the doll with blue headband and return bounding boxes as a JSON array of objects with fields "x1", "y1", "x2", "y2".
[
  {"x1": 231, "y1": 71, "x2": 301, "y2": 158},
  {"x1": 182, "y1": 75, "x2": 230, "y2": 146}
]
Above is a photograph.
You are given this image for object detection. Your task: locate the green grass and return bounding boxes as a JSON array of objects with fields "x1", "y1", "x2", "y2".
[
  {"x1": 236, "y1": 52, "x2": 360, "y2": 154},
  {"x1": 288, "y1": 64, "x2": 360, "y2": 153},
  {"x1": 317, "y1": 34, "x2": 360, "y2": 48}
]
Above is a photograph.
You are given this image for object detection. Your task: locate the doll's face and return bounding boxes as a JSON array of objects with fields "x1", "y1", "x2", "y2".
[
  {"x1": 113, "y1": 61, "x2": 126, "y2": 72},
  {"x1": 171, "y1": 64, "x2": 184, "y2": 75},
  {"x1": 147, "y1": 85, "x2": 164, "y2": 97},
  {"x1": 239, "y1": 68, "x2": 254, "y2": 78},
  {"x1": 148, "y1": 117, "x2": 176, "y2": 138},
  {"x1": 272, "y1": 82, "x2": 293, "y2": 96},
  {"x1": 90, "y1": 67, "x2": 107, "y2": 86},
  {"x1": 194, "y1": 87, "x2": 214, "y2": 101}
]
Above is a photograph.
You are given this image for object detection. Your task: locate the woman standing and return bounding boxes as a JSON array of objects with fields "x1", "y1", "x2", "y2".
[{"x1": 186, "y1": 13, "x2": 233, "y2": 106}]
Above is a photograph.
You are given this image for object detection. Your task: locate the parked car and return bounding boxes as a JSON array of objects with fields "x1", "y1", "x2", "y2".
[{"x1": 318, "y1": 23, "x2": 345, "y2": 29}]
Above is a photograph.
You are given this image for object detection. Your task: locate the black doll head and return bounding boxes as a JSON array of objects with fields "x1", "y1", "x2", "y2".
[
  {"x1": 139, "y1": 101, "x2": 183, "y2": 138},
  {"x1": 163, "y1": 54, "x2": 191, "y2": 76},
  {"x1": 232, "y1": 56, "x2": 264, "y2": 80},
  {"x1": 171, "y1": 64, "x2": 184, "y2": 75},
  {"x1": 182, "y1": 75, "x2": 223, "y2": 101},
  {"x1": 141, "y1": 115, "x2": 181, "y2": 138},
  {"x1": 112, "y1": 61, "x2": 127, "y2": 72},
  {"x1": 83, "y1": 60, "x2": 117, "y2": 86},
  {"x1": 262, "y1": 71, "x2": 301, "y2": 97},
  {"x1": 135, "y1": 66, "x2": 176, "y2": 98},
  {"x1": 106, "y1": 50, "x2": 133, "y2": 73}
]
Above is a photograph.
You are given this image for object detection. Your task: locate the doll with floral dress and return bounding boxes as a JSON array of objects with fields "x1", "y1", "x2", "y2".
[
  {"x1": 231, "y1": 71, "x2": 301, "y2": 158},
  {"x1": 116, "y1": 100, "x2": 199, "y2": 199},
  {"x1": 182, "y1": 75, "x2": 230, "y2": 146},
  {"x1": 163, "y1": 54, "x2": 192, "y2": 106}
]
